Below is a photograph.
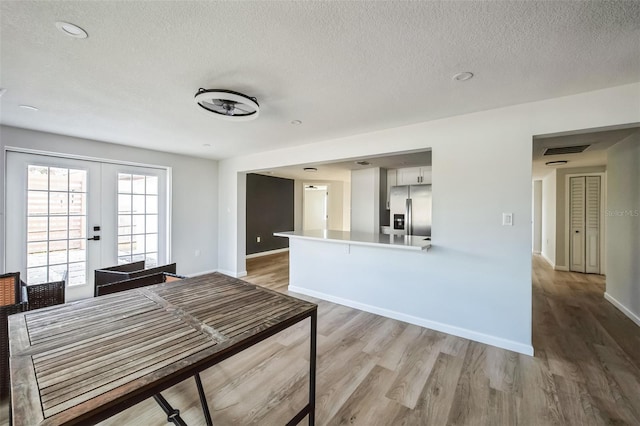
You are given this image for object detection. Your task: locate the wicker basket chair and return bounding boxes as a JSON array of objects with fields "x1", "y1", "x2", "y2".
[
  {"x1": 0, "y1": 272, "x2": 21, "y2": 306},
  {"x1": 23, "y1": 271, "x2": 67, "y2": 311}
]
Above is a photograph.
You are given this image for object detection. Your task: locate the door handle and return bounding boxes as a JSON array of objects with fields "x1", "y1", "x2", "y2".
[{"x1": 87, "y1": 236, "x2": 101, "y2": 241}]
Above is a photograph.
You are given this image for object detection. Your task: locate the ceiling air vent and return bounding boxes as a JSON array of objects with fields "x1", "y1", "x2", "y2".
[{"x1": 543, "y1": 145, "x2": 590, "y2": 156}]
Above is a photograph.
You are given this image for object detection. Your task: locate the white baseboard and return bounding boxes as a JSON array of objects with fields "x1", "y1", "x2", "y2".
[
  {"x1": 540, "y1": 253, "x2": 555, "y2": 269},
  {"x1": 532, "y1": 250, "x2": 541, "y2": 255},
  {"x1": 187, "y1": 269, "x2": 218, "y2": 277},
  {"x1": 289, "y1": 285, "x2": 535, "y2": 356},
  {"x1": 604, "y1": 292, "x2": 640, "y2": 327},
  {"x1": 217, "y1": 269, "x2": 248, "y2": 278},
  {"x1": 554, "y1": 265, "x2": 569, "y2": 272},
  {"x1": 246, "y1": 248, "x2": 289, "y2": 259}
]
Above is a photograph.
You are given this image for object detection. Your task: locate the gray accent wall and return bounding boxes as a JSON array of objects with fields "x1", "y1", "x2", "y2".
[{"x1": 246, "y1": 173, "x2": 294, "y2": 255}]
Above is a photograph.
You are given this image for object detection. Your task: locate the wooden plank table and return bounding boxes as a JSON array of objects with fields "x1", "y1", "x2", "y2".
[{"x1": 9, "y1": 272, "x2": 317, "y2": 425}]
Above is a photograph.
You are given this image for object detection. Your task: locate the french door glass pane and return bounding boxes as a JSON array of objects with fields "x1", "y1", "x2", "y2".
[
  {"x1": 26, "y1": 165, "x2": 88, "y2": 286},
  {"x1": 117, "y1": 173, "x2": 159, "y2": 266}
]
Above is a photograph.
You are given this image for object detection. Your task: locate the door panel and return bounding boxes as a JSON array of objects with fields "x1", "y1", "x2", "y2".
[
  {"x1": 303, "y1": 186, "x2": 327, "y2": 231},
  {"x1": 569, "y1": 177, "x2": 586, "y2": 273},
  {"x1": 585, "y1": 176, "x2": 600, "y2": 274},
  {"x1": 409, "y1": 184, "x2": 432, "y2": 237},
  {"x1": 6, "y1": 152, "x2": 102, "y2": 301}
]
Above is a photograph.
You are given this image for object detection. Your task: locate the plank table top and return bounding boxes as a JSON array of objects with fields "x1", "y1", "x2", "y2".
[{"x1": 9, "y1": 272, "x2": 317, "y2": 425}]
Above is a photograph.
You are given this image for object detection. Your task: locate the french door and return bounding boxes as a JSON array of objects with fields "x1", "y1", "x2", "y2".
[{"x1": 5, "y1": 152, "x2": 168, "y2": 301}]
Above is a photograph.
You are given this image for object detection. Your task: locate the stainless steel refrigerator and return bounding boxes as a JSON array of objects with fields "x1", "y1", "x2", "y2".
[{"x1": 389, "y1": 185, "x2": 432, "y2": 236}]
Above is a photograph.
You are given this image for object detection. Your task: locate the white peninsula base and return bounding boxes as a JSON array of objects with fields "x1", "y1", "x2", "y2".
[{"x1": 274, "y1": 230, "x2": 534, "y2": 356}]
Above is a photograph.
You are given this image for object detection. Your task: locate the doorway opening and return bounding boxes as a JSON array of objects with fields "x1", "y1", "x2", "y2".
[{"x1": 303, "y1": 185, "x2": 328, "y2": 231}]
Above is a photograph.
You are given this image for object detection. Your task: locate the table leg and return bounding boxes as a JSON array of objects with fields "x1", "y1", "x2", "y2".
[
  {"x1": 194, "y1": 373, "x2": 213, "y2": 426},
  {"x1": 309, "y1": 310, "x2": 317, "y2": 426},
  {"x1": 153, "y1": 393, "x2": 187, "y2": 426}
]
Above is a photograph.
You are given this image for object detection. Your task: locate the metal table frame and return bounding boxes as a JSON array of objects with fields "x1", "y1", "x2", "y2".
[
  {"x1": 148, "y1": 309, "x2": 317, "y2": 426},
  {"x1": 9, "y1": 275, "x2": 317, "y2": 426}
]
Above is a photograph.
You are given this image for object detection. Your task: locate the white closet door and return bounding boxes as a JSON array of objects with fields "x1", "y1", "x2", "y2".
[
  {"x1": 569, "y1": 177, "x2": 586, "y2": 273},
  {"x1": 585, "y1": 176, "x2": 600, "y2": 274}
]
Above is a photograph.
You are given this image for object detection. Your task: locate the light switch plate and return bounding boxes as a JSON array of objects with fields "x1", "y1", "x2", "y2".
[{"x1": 502, "y1": 213, "x2": 513, "y2": 226}]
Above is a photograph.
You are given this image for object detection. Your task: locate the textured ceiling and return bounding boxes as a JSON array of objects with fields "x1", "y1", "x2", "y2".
[
  {"x1": 256, "y1": 150, "x2": 432, "y2": 181},
  {"x1": 1, "y1": 1, "x2": 639, "y2": 160},
  {"x1": 532, "y1": 126, "x2": 640, "y2": 179}
]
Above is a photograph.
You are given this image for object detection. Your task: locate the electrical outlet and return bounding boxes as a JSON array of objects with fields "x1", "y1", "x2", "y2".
[
  {"x1": 256, "y1": 236, "x2": 261, "y2": 243},
  {"x1": 502, "y1": 213, "x2": 513, "y2": 226}
]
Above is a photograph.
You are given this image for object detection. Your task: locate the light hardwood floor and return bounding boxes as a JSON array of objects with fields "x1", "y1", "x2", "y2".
[{"x1": 2, "y1": 253, "x2": 640, "y2": 425}]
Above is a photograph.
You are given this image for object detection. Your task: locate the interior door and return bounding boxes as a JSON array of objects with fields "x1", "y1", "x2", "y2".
[
  {"x1": 303, "y1": 185, "x2": 328, "y2": 231},
  {"x1": 569, "y1": 176, "x2": 601, "y2": 274},
  {"x1": 6, "y1": 152, "x2": 102, "y2": 301}
]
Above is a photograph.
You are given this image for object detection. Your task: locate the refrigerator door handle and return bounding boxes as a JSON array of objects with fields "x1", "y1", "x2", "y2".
[{"x1": 406, "y1": 198, "x2": 412, "y2": 236}]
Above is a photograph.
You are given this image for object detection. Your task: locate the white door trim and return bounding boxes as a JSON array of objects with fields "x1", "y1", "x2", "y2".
[
  {"x1": 4, "y1": 146, "x2": 168, "y2": 170},
  {"x1": 564, "y1": 172, "x2": 606, "y2": 275}
]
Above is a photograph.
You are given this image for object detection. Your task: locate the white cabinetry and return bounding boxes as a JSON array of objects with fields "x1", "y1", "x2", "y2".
[
  {"x1": 386, "y1": 169, "x2": 397, "y2": 209},
  {"x1": 396, "y1": 166, "x2": 432, "y2": 185}
]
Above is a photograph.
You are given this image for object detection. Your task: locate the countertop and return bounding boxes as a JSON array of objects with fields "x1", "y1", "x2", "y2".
[{"x1": 274, "y1": 230, "x2": 431, "y2": 251}]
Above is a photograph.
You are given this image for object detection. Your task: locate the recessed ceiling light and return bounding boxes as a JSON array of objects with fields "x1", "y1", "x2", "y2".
[
  {"x1": 303, "y1": 167, "x2": 318, "y2": 172},
  {"x1": 453, "y1": 72, "x2": 474, "y2": 82},
  {"x1": 545, "y1": 160, "x2": 568, "y2": 166},
  {"x1": 202, "y1": 143, "x2": 211, "y2": 147},
  {"x1": 355, "y1": 161, "x2": 371, "y2": 166},
  {"x1": 291, "y1": 120, "x2": 302, "y2": 125},
  {"x1": 19, "y1": 105, "x2": 39, "y2": 111},
  {"x1": 0, "y1": 88, "x2": 7, "y2": 97},
  {"x1": 55, "y1": 21, "x2": 88, "y2": 39}
]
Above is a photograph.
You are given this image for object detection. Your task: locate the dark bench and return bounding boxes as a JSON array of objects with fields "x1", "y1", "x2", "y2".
[
  {"x1": 94, "y1": 262, "x2": 177, "y2": 296},
  {"x1": 95, "y1": 272, "x2": 185, "y2": 296}
]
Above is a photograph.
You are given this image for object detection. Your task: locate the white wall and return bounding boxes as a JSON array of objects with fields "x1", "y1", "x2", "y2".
[
  {"x1": 0, "y1": 126, "x2": 219, "y2": 276},
  {"x1": 532, "y1": 180, "x2": 542, "y2": 253},
  {"x1": 217, "y1": 83, "x2": 640, "y2": 351},
  {"x1": 541, "y1": 171, "x2": 557, "y2": 267},
  {"x1": 350, "y1": 168, "x2": 381, "y2": 233},
  {"x1": 605, "y1": 130, "x2": 640, "y2": 326}
]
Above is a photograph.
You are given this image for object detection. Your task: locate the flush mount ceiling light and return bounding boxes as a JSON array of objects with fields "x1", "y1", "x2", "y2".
[
  {"x1": 55, "y1": 21, "x2": 88, "y2": 39},
  {"x1": 545, "y1": 160, "x2": 568, "y2": 166},
  {"x1": 303, "y1": 167, "x2": 318, "y2": 172},
  {"x1": 291, "y1": 120, "x2": 302, "y2": 125},
  {"x1": 453, "y1": 72, "x2": 474, "y2": 82},
  {"x1": 19, "y1": 105, "x2": 39, "y2": 111},
  {"x1": 194, "y1": 89, "x2": 259, "y2": 121}
]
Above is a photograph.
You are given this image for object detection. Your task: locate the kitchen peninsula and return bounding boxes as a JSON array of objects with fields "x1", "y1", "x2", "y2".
[{"x1": 274, "y1": 230, "x2": 431, "y2": 251}]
